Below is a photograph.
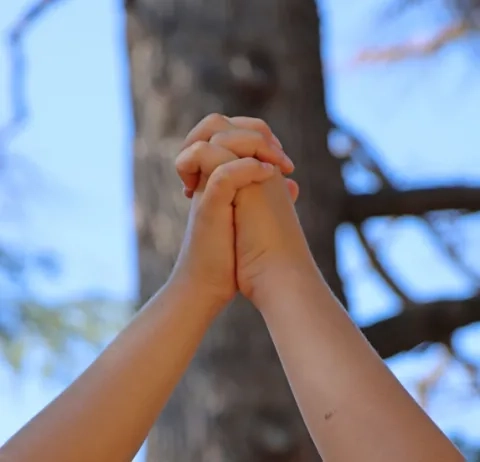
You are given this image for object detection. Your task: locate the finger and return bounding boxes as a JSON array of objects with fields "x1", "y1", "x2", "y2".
[
  {"x1": 202, "y1": 158, "x2": 275, "y2": 209},
  {"x1": 182, "y1": 113, "x2": 233, "y2": 150},
  {"x1": 185, "y1": 175, "x2": 298, "y2": 202},
  {"x1": 176, "y1": 141, "x2": 238, "y2": 192},
  {"x1": 178, "y1": 139, "x2": 299, "y2": 202},
  {"x1": 227, "y1": 116, "x2": 283, "y2": 150},
  {"x1": 183, "y1": 187, "x2": 194, "y2": 199},
  {"x1": 186, "y1": 176, "x2": 299, "y2": 203},
  {"x1": 177, "y1": 131, "x2": 292, "y2": 195},
  {"x1": 210, "y1": 129, "x2": 294, "y2": 174},
  {"x1": 181, "y1": 113, "x2": 294, "y2": 173},
  {"x1": 183, "y1": 113, "x2": 281, "y2": 149},
  {"x1": 285, "y1": 179, "x2": 300, "y2": 203},
  {"x1": 225, "y1": 118, "x2": 289, "y2": 172}
]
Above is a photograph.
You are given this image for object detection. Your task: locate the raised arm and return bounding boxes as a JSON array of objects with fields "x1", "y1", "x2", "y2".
[
  {"x1": 0, "y1": 124, "x2": 289, "y2": 462},
  {"x1": 234, "y1": 170, "x2": 465, "y2": 462},
  {"x1": 1, "y1": 283, "x2": 220, "y2": 462},
  {"x1": 173, "y1": 113, "x2": 464, "y2": 461},
  {"x1": 258, "y1": 256, "x2": 463, "y2": 462}
]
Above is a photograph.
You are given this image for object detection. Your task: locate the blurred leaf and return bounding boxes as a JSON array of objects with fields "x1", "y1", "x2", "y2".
[
  {"x1": 3, "y1": 338, "x2": 27, "y2": 371},
  {"x1": 0, "y1": 236, "x2": 131, "y2": 376},
  {"x1": 0, "y1": 296, "x2": 133, "y2": 376},
  {"x1": 41, "y1": 358, "x2": 57, "y2": 379}
]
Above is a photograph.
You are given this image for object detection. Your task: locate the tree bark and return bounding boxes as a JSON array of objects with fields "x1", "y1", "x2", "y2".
[
  {"x1": 345, "y1": 186, "x2": 480, "y2": 223},
  {"x1": 126, "y1": 0, "x2": 345, "y2": 460}
]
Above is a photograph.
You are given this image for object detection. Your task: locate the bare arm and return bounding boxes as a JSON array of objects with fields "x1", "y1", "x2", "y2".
[
  {"x1": 257, "y1": 266, "x2": 465, "y2": 462},
  {"x1": 0, "y1": 121, "x2": 289, "y2": 462},
  {"x1": 0, "y1": 281, "x2": 216, "y2": 462},
  {"x1": 0, "y1": 116, "x2": 292, "y2": 462}
]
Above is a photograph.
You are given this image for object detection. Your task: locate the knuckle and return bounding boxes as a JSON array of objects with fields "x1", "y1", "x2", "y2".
[
  {"x1": 209, "y1": 131, "x2": 226, "y2": 144},
  {"x1": 211, "y1": 165, "x2": 232, "y2": 188},
  {"x1": 252, "y1": 117, "x2": 271, "y2": 133},
  {"x1": 190, "y1": 140, "x2": 210, "y2": 157},
  {"x1": 204, "y1": 112, "x2": 227, "y2": 126},
  {"x1": 249, "y1": 129, "x2": 264, "y2": 141},
  {"x1": 252, "y1": 131, "x2": 270, "y2": 151},
  {"x1": 240, "y1": 129, "x2": 265, "y2": 150}
]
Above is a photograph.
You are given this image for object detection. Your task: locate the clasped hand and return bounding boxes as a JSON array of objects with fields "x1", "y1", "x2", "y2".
[{"x1": 170, "y1": 113, "x2": 317, "y2": 314}]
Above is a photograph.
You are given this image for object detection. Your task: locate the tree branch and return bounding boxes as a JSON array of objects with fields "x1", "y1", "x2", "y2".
[
  {"x1": 351, "y1": 20, "x2": 473, "y2": 66},
  {"x1": 352, "y1": 224, "x2": 413, "y2": 304},
  {"x1": 1, "y1": 0, "x2": 65, "y2": 147},
  {"x1": 344, "y1": 186, "x2": 480, "y2": 223},
  {"x1": 333, "y1": 120, "x2": 480, "y2": 289},
  {"x1": 362, "y1": 296, "x2": 480, "y2": 359}
]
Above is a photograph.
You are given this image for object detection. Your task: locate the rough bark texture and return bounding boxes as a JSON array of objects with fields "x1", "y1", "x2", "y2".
[{"x1": 126, "y1": 0, "x2": 345, "y2": 460}]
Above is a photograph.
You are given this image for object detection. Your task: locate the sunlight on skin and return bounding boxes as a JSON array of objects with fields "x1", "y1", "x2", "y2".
[{"x1": 0, "y1": 0, "x2": 479, "y2": 456}]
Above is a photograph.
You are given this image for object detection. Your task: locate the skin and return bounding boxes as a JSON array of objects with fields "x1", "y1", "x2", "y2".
[
  {"x1": 233, "y1": 174, "x2": 463, "y2": 462},
  {"x1": 0, "y1": 114, "x2": 464, "y2": 462}
]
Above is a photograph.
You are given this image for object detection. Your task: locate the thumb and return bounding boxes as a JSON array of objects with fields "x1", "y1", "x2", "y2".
[
  {"x1": 201, "y1": 158, "x2": 275, "y2": 210},
  {"x1": 285, "y1": 179, "x2": 300, "y2": 203}
]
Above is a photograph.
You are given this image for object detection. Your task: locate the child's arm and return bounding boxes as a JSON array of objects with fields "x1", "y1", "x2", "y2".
[
  {"x1": 176, "y1": 112, "x2": 464, "y2": 462},
  {"x1": 0, "y1": 284, "x2": 216, "y2": 462},
  {"x1": 179, "y1": 112, "x2": 464, "y2": 462},
  {"x1": 257, "y1": 267, "x2": 465, "y2": 462},
  {"x1": 233, "y1": 169, "x2": 465, "y2": 462},
  {"x1": 0, "y1": 150, "x2": 281, "y2": 462}
]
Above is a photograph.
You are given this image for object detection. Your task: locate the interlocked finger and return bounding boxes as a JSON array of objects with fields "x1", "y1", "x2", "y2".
[
  {"x1": 176, "y1": 141, "x2": 238, "y2": 194},
  {"x1": 181, "y1": 114, "x2": 294, "y2": 175},
  {"x1": 202, "y1": 158, "x2": 276, "y2": 210}
]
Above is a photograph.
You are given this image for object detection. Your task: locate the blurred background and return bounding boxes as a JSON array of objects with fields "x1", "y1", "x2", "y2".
[{"x1": 1, "y1": 0, "x2": 480, "y2": 460}]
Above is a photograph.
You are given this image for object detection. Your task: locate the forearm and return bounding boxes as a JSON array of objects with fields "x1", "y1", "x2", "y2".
[
  {"x1": 259, "y1": 268, "x2": 464, "y2": 462},
  {"x1": 0, "y1": 281, "x2": 217, "y2": 462}
]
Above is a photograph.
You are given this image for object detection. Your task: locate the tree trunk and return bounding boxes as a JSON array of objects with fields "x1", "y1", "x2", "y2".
[{"x1": 126, "y1": 0, "x2": 346, "y2": 460}]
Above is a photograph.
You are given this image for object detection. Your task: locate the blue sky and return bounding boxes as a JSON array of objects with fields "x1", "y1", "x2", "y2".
[{"x1": 1, "y1": 0, "x2": 480, "y2": 459}]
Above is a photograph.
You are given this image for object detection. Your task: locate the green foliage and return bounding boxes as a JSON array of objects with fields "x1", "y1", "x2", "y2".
[
  {"x1": 0, "y1": 296, "x2": 133, "y2": 377},
  {"x1": 0, "y1": 242, "x2": 134, "y2": 377}
]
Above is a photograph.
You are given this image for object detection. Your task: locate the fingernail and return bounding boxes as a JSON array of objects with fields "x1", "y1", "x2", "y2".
[
  {"x1": 272, "y1": 134, "x2": 283, "y2": 149},
  {"x1": 261, "y1": 162, "x2": 274, "y2": 170}
]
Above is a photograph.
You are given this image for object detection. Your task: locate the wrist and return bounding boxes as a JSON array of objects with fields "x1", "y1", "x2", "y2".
[
  {"x1": 164, "y1": 274, "x2": 230, "y2": 320},
  {"x1": 250, "y1": 258, "x2": 325, "y2": 315}
]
